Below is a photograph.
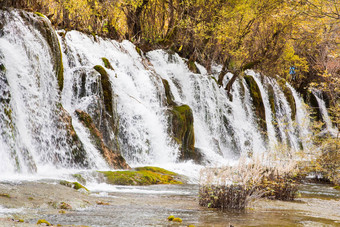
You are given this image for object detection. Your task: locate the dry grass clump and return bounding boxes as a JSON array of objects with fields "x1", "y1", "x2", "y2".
[{"x1": 199, "y1": 155, "x2": 299, "y2": 210}]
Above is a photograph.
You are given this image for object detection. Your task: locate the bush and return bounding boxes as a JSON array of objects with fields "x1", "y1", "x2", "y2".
[{"x1": 199, "y1": 156, "x2": 299, "y2": 210}]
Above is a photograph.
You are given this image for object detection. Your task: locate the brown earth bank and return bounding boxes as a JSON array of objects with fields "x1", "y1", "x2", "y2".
[{"x1": 0, "y1": 181, "x2": 339, "y2": 227}]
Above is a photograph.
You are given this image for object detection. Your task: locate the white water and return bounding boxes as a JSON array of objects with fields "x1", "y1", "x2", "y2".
[
  {"x1": 0, "y1": 10, "x2": 327, "y2": 181},
  {"x1": 312, "y1": 90, "x2": 338, "y2": 137}
]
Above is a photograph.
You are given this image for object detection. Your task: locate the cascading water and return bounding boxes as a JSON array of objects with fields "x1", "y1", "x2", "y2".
[
  {"x1": 0, "y1": 9, "x2": 326, "y2": 179},
  {"x1": 312, "y1": 90, "x2": 338, "y2": 137},
  {"x1": 0, "y1": 10, "x2": 102, "y2": 176}
]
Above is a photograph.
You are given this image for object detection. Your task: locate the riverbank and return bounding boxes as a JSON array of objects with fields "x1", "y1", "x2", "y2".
[{"x1": 0, "y1": 180, "x2": 339, "y2": 226}]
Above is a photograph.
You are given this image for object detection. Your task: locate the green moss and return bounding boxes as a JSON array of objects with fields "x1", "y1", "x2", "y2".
[
  {"x1": 99, "y1": 167, "x2": 182, "y2": 186},
  {"x1": 173, "y1": 217, "x2": 182, "y2": 222},
  {"x1": 267, "y1": 84, "x2": 276, "y2": 117},
  {"x1": 37, "y1": 219, "x2": 51, "y2": 226},
  {"x1": 72, "y1": 174, "x2": 86, "y2": 185},
  {"x1": 162, "y1": 79, "x2": 175, "y2": 106},
  {"x1": 169, "y1": 104, "x2": 201, "y2": 162},
  {"x1": 187, "y1": 59, "x2": 200, "y2": 74},
  {"x1": 59, "y1": 202, "x2": 72, "y2": 210},
  {"x1": 0, "y1": 63, "x2": 5, "y2": 72},
  {"x1": 34, "y1": 12, "x2": 45, "y2": 18},
  {"x1": 101, "y1": 57, "x2": 114, "y2": 70},
  {"x1": 211, "y1": 76, "x2": 218, "y2": 84},
  {"x1": 28, "y1": 197, "x2": 34, "y2": 200},
  {"x1": 135, "y1": 46, "x2": 142, "y2": 56},
  {"x1": 57, "y1": 42, "x2": 64, "y2": 92},
  {"x1": 60, "y1": 180, "x2": 89, "y2": 191},
  {"x1": 168, "y1": 215, "x2": 175, "y2": 221},
  {"x1": 0, "y1": 193, "x2": 10, "y2": 198},
  {"x1": 244, "y1": 75, "x2": 267, "y2": 133},
  {"x1": 135, "y1": 166, "x2": 177, "y2": 175},
  {"x1": 94, "y1": 65, "x2": 113, "y2": 115}
]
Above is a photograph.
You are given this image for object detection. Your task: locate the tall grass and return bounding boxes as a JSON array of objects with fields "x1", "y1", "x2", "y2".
[{"x1": 199, "y1": 153, "x2": 299, "y2": 210}]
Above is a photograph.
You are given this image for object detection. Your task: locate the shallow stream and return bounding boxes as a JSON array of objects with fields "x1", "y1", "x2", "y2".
[{"x1": 0, "y1": 181, "x2": 339, "y2": 227}]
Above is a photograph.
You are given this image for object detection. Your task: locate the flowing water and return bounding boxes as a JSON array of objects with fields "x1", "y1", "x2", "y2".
[
  {"x1": 0, "y1": 9, "x2": 338, "y2": 226},
  {"x1": 0, "y1": 10, "x2": 322, "y2": 176}
]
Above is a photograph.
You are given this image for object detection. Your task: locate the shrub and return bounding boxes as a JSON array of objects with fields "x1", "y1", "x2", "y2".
[{"x1": 199, "y1": 155, "x2": 299, "y2": 210}]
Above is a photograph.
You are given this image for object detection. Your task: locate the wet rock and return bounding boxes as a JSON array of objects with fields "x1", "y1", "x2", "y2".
[
  {"x1": 59, "y1": 180, "x2": 89, "y2": 191},
  {"x1": 161, "y1": 79, "x2": 201, "y2": 163},
  {"x1": 244, "y1": 75, "x2": 267, "y2": 133},
  {"x1": 168, "y1": 105, "x2": 199, "y2": 162},
  {"x1": 58, "y1": 105, "x2": 89, "y2": 167},
  {"x1": 101, "y1": 57, "x2": 114, "y2": 70},
  {"x1": 75, "y1": 109, "x2": 129, "y2": 169}
]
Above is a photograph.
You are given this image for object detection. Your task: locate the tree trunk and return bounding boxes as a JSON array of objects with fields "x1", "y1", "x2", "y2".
[{"x1": 166, "y1": 0, "x2": 174, "y2": 37}]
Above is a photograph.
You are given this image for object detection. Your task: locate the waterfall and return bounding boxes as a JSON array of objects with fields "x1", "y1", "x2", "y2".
[
  {"x1": 312, "y1": 90, "x2": 338, "y2": 137},
  {"x1": 0, "y1": 9, "x2": 318, "y2": 177},
  {"x1": 0, "y1": 10, "x2": 105, "y2": 175}
]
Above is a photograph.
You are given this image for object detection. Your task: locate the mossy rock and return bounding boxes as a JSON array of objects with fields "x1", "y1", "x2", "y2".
[
  {"x1": 168, "y1": 105, "x2": 201, "y2": 163},
  {"x1": 135, "y1": 46, "x2": 142, "y2": 56},
  {"x1": 167, "y1": 215, "x2": 175, "y2": 221},
  {"x1": 94, "y1": 65, "x2": 113, "y2": 115},
  {"x1": 75, "y1": 109, "x2": 129, "y2": 169},
  {"x1": 34, "y1": 12, "x2": 45, "y2": 18},
  {"x1": 187, "y1": 59, "x2": 200, "y2": 74},
  {"x1": 99, "y1": 166, "x2": 182, "y2": 186},
  {"x1": 58, "y1": 105, "x2": 89, "y2": 167},
  {"x1": 267, "y1": 84, "x2": 276, "y2": 117},
  {"x1": 0, "y1": 63, "x2": 5, "y2": 72},
  {"x1": 60, "y1": 180, "x2": 89, "y2": 191},
  {"x1": 162, "y1": 79, "x2": 176, "y2": 106},
  {"x1": 37, "y1": 219, "x2": 51, "y2": 226},
  {"x1": 101, "y1": 57, "x2": 114, "y2": 70},
  {"x1": 244, "y1": 75, "x2": 267, "y2": 133},
  {"x1": 0, "y1": 193, "x2": 10, "y2": 198},
  {"x1": 173, "y1": 217, "x2": 182, "y2": 223},
  {"x1": 278, "y1": 78, "x2": 296, "y2": 121},
  {"x1": 135, "y1": 166, "x2": 177, "y2": 175},
  {"x1": 72, "y1": 174, "x2": 86, "y2": 185},
  {"x1": 59, "y1": 202, "x2": 72, "y2": 210}
]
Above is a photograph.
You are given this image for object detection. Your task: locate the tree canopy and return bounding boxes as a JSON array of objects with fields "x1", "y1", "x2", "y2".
[{"x1": 1, "y1": 0, "x2": 339, "y2": 105}]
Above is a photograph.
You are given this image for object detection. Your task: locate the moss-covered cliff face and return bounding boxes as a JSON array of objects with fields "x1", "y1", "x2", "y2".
[
  {"x1": 19, "y1": 11, "x2": 64, "y2": 92},
  {"x1": 244, "y1": 75, "x2": 267, "y2": 133},
  {"x1": 278, "y1": 78, "x2": 296, "y2": 121},
  {"x1": 75, "y1": 109, "x2": 129, "y2": 169},
  {"x1": 162, "y1": 79, "x2": 202, "y2": 163},
  {"x1": 162, "y1": 79, "x2": 176, "y2": 106}
]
